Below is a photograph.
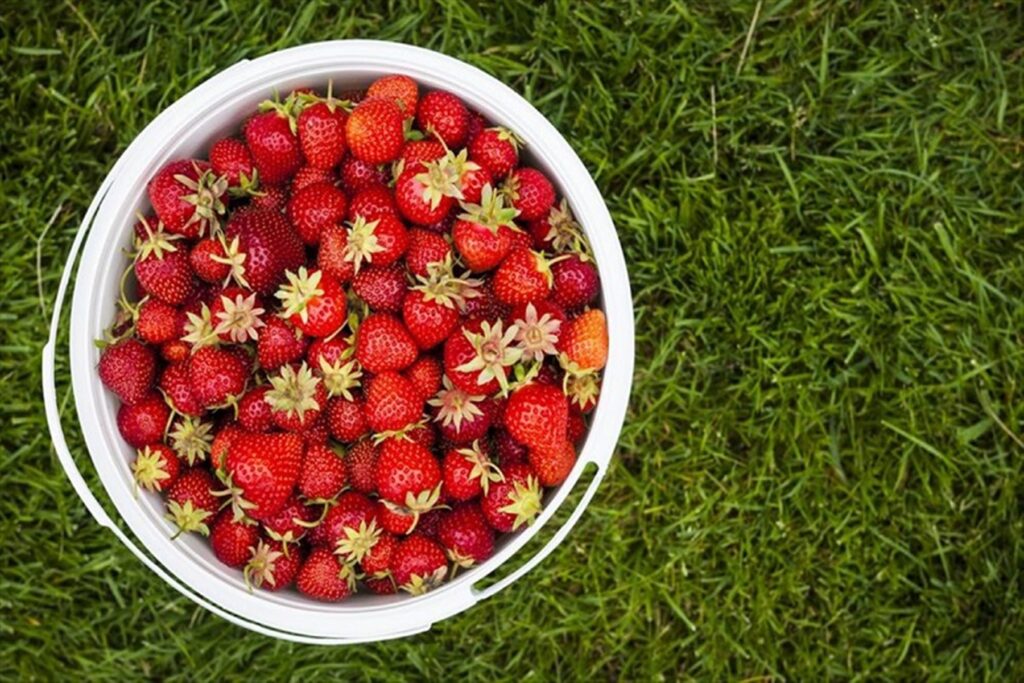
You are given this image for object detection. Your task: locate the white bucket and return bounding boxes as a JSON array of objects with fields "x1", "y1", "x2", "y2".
[{"x1": 42, "y1": 40, "x2": 634, "y2": 644}]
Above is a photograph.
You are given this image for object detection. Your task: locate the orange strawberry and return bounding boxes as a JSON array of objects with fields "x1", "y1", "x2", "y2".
[{"x1": 560, "y1": 309, "x2": 608, "y2": 371}]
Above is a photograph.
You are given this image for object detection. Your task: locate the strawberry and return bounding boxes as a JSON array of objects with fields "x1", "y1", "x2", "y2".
[
  {"x1": 367, "y1": 74, "x2": 418, "y2": 115},
  {"x1": 251, "y1": 184, "x2": 288, "y2": 211},
  {"x1": 394, "y1": 162, "x2": 457, "y2": 226},
  {"x1": 530, "y1": 198, "x2": 585, "y2": 253},
  {"x1": 364, "y1": 371, "x2": 423, "y2": 433},
  {"x1": 481, "y1": 462, "x2": 542, "y2": 532},
  {"x1": 342, "y1": 214, "x2": 410, "y2": 275},
  {"x1": 377, "y1": 500, "x2": 418, "y2": 535},
  {"x1": 347, "y1": 185, "x2": 398, "y2": 221},
  {"x1": 291, "y1": 166, "x2": 335, "y2": 193},
  {"x1": 389, "y1": 535, "x2": 447, "y2": 595},
  {"x1": 442, "y1": 441, "x2": 502, "y2": 501},
  {"x1": 309, "y1": 337, "x2": 362, "y2": 399},
  {"x1": 276, "y1": 267, "x2": 348, "y2": 337},
  {"x1": 509, "y1": 301, "x2": 563, "y2": 362},
  {"x1": 98, "y1": 338, "x2": 155, "y2": 405},
  {"x1": 297, "y1": 100, "x2": 348, "y2": 170},
  {"x1": 187, "y1": 346, "x2": 248, "y2": 408},
  {"x1": 354, "y1": 265, "x2": 406, "y2": 312},
  {"x1": 406, "y1": 421, "x2": 438, "y2": 451},
  {"x1": 299, "y1": 442, "x2": 348, "y2": 500},
  {"x1": 458, "y1": 160, "x2": 492, "y2": 205},
  {"x1": 117, "y1": 392, "x2": 171, "y2": 448},
  {"x1": 528, "y1": 439, "x2": 576, "y2": 487},
  {"x1": 326, "y1": 394, "x2": 368, "y2": 443},
  {"x1": 207, "y1": 288, "x2": 265, "y2": 343},
  {"x1": 160, "y1": 339, "x2": 190, "y2": 364},
  {"x1": 158, "y1": 362, "x2": 203, "y2": 417},
  {"x1": 262, "y1": 495, "x2": 316, "y2": 546},
  {"x1": 306, "y1": 334, "x2": 351, "y2": 368},
  {"x1": 296, "y1": 546, "x2": 355, "y2": 602},
  {"x1": 136, "y1": 298, "x2": 184, "y2": 344},
  {"x1": 165, "y1": 467, "x2": 220, "y2": 536},
  {"x1": 416, "y1": 91, "x2": 468, "y2": 148},
  {"x1": 505, "y1": 167, "x2": 555, "y2": 221},
  {"x1": 355, "y1": 314, "x2": 418, "y2": 373},
  {"x1": 147, "y1": 159, "x2": 227, "y2": 239},
  {"x1": 210, "y1": 422, "x2": 241, "y2": 471},
  {"x1": 559, "y1": 308, "x2": 608, "y2": 371},
  {"x1": 346, "y1": 439, "x2": 377, "y2": 494},
  {"x1": 565, "y1": 369, "x2": 600, "y2": 415},
  {"x1": 223, "y1": 431, "x2": 304, "y2": 522},
  {"x1": 493, "y1": 429, "x2": 528, "y2": 467},
  {"x1": 238, "y1": 385, "x2": 274, "y2": 432},
  {"x1": 402, "y1": 288, "x2": 461, "y2": 351},
  {"x1": 131, "y1": 444, "x2": 181, "y2": 493},
  {"x1": 209, "y1": 138, "x2": 257, "y2": 191},
  {"x1": 406, "y1": 355, "x2": 443, "y2": 403},
  {"x1": 492, "y1": 248, "x2": 553, "y2": 306},
  {"x1": 168, "y1": 415, "x2": 214, "y2": 466},
  {"x1": 340, "y1": 156, "x2": 388, "y2": 193},
  {"x1": 266, "y1": 362, "x2": 326, "y2": 431},
  {"x1": 375, "y1": 439, "x2": 442, "y2": 514},
  {"x1": 551, "y1": 255, "x2": 599, "y2": 309},
  {"x1": 443, "y1": 319, "x2": 522, "y2": 395},
  {"x1": 257, "y1": 315, "x2": 307, "y2": 371},
  {"x1": 346, "y1": 97, "x2": 404, "y2": 164},
  {"x1": 224, "y1": 209, "x2": 305, "y2": 294},
  {"x1": 399, "y1": 140, "x2": 446, "y2": 171},
  {"x1": 317, "y1": 223, "x2": 356, "y2": 283},
  {"x1": 210, "y1": 510, "x2": 259, "y2": 568},
  {"x1": 405, "y1": 229, "x2": 451, "y2": 278},
  {"x1": 189, "y1": 237, "x2": 232, "y2": 285},
  {"x1": 359, "y1": 531, "x2": 398, "y2": 579},
  {"x1": 430, "y1": 378, "x2": 491, "y2": 445},
  {"x1": 504, "y1": 382, "x2": 568, "y2": 450},
  {"x1": 287, "y1": 182, "x2": 347, "y2": 245},
  {"x1": 468, "y1": 127, "x2": 520, "y2": 178},
  {"x1": 244, "y1": 107, "x2": 302, "y2": 185},
  {"x1": 244, "y1": 538, "x2": 302, "y2": 591},
  {"x1": 438, "y1": 503, "x2": 495, "y2": 568},
  {"x1": 318, "y1": 491, "x2": 379, "y2": 560},
  {"x1": 452, "y1": 185, "x2": 519, "y2": 272},
  {"x1": 134, "y1": 228, "x2": 196, "y2": 306}
]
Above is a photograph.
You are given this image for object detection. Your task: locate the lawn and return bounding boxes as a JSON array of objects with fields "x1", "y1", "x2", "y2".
[{"x1": 3, "y1": 0, "x2": 1024, "y2": 679}]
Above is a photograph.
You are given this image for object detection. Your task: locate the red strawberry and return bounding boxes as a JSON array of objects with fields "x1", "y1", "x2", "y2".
[
  {"x1": 529, "y1": 439, "x2": 576, "y2": 487},
  {"x1": 399, "y1": 139, "x2": 446, "y2": 170},
  {"x1": 481, "y1": 462, "x2": 542, "y2": 532},
  {"x1": 360, "y1": 531, "x2": 398, "y2": 578},
  {"x1": 317, "y1": 223, "x2": 356, "y2": 283},
  {"x1": 318, "y1": 491, "x2": 379, "y2": 560},
  {"x1": 347, "y1": 185, "x2": 398, "y2": 221},
  {"x1": 416, "y1": 91, "x2": 468, "y2": 148},
  {"x1": 355, "y1": 314, "x2": 418, "y2": 373},
  {"x1": 136, "y1": 299, "x2": 183, "y2": 344},
  {"x1": 291, "y1": 166, "x2": 335, "y2": 193},
  {"x1": 331, "y1": 214, "x2": 410, "y2": 279},
  {"x1": 406, "y1": 355, "x2": 443, "y2": 403},
  {"x1": 297, "y1": 100, "x2": 348, "y2": 170},
  {"x1": 492, "y1": 248, "x2": 553, "y2": 306},
  {"x1": 265, "y1": 362, "x2": 326, "y2": 432},
  {"x1": 452, "y1": 185, "x2": 519, "y2": 272},
  {"x1": 165, "y1": 467, "x2": 220, "y2": 536},
  {"x1": 147, "y1": 159, "x2": 227, "y2": 239},
  {"x1": 364, "y1": 371, "x2": 423, "y2": 433},
  {"x1": 244, "y1": 108, "x2": 302, "y2": 185},
  {"x1": 346, "y1": 439, "x2": 378, "y2": 494},
  {"x1": 389, "y1": 535, "x2": 447, "y2": 595},
  {"x1": 506, "y1": 301, "x2": 564, "y2": 363},
  {"x1": 134, "y1": 228, "x2": 196, "y2": 306},
  {"x1": 276, "y1": 267, "x2": 347, "y2": 337},
  {"x1": 326, "y1": 394, "x2": 368, "y2": 443},
  {"x1": 287, "y1": 182, "x2": 347, "y2": 245},
  {"x1": 299, "y1": 443, "x2": 348, "y2": 500},
  {"x1": 375, "y1": 439, "x2": 441, "y2": 514},
  {"x1": 438, "y1": 503, "x2": 495, "y2": 568},
  {"x1": 560, "y1": 309, "x2": 608, "y2": 371},
  {"x1": 189, "y1": 237, "x2": 231, "y2": 285},
  {"x1": 505, "y1": 167, "x2": 555, "y2": 221},
  {"x1": 224, "y1": 209, "x2": 305, "y2": 294},
  {"x1": 244, "y1": 539, "x2": 302, "y2": 591},
  {"x1": 257, "y1": 316, "x2": 306, "y2": 371},
  {"x1": 308, "y1": 338, "x2": 362, "y2": 400},
  {"x1": 237, "y1": 385, "x2": 273, "y2": 432},
  {"x1": 443, "y1": 319, "x2": 522, "y2": 395},
  {"x1": 158, "y1": 362, "x2": 202, "y2": 416},
  {"x1": 494, "y1": 429, "x2": 528, "y2": 467},
  {"x1": 131, "y1": 444, "x2": 181, "y2": 493},
  {"x1": 209, "y1": 138, "x2": 257, "y2": 191},
  {"x1": 469, "y1": 127, "x2": 520, "y2": 178},
  {"x1": 187, "y1": 346, "x2": 248, "y2": 408},
  {"x1": 402, "y1": 288, "x2": 461, "y2": 351},
  {"x1": 99, "y1": 339, "x2": 155, "y2": 405},
  {"x1": 208, "y1": 287, "x2": 266, "y2": 343},
  {"x1": 340, "y1": 156, "x2": 388, "y2": 193},
  {"x1": 405, "y1": 229, "x2": 451, "y2": 278},
  {"x1": 504, "y1": 382, "x2": 568, "y2": 449},
  {"x1": 167, "y1": 415, "x2": 214, "y2": 467},
  {"x1": 442, "y1": 441, "x2": 502, "y2": 501},
  {"x1": 405, "y1": 421, "x2": 438, "y2": 451},
  {"x1": 377, "y1": 499, "x2": 418, "y2": 535},
  {"x1": 224, "y1": 431, "x2": 304, "y2": 522},
  {"x1": 346, "y1": 97, "x2": 404, "y2": 164},
  {"x1": 296, "y1": 546, "x2": 355, "y2": 601},
  {"x1": 565, "y1": 369, "x2": 600, "y2": 415},
  {"x1": 251, "y1": 184, "x2": 288, "y2": 211},
  {"x1": 354, "y1": 265, "x2": 406, "y2": 312},
  {"x1": 434, "y1": 390, "x2": 494, "y2": 446},
  {"x1": 551, "y1": 255, "x2": 599, "y2": 309},
  {"x1": 160, "y1": 339, "x2": 190, "y2": 364},
  {"x1": 210, "y1": 510, "x2": 259, "y2": 568},
  {"x1": 458, "y1": 161, "x2": 492, "y2": 205},
  {"x1": 528, "y1": 198, "x2": 583, "y2": 252},
  {"x1": 210, "y1": 422, "x2": 241, "y2": 471},
  {"x1": 117, "y1": 392, "x2": 170, "y2": 448},
  {"x1": 367, "y1": 74, "x2": 418, "y2": 115},
  {"x1": 261, "y1": 495, "x2": 316, "y2": 545},
  {"x1": 395, "y1": 163, "x2": 457, "y2": 226}
]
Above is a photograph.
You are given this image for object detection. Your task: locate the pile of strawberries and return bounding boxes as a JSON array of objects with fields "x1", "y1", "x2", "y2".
[{"x1": 97, "y1": 74, "x2": 607, "y2": 601}]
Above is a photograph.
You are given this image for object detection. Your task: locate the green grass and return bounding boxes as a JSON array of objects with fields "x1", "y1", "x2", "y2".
[{"x1": 3, "y1": 0, "x2": 1024, "y2": 678}]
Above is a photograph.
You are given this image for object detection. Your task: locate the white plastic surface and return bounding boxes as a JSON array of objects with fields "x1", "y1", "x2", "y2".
[{"x1": 44, "y1": 40, "x2": 634, "y2": 643}]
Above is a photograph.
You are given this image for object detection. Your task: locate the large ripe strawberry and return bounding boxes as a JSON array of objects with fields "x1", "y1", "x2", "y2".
[
  {"x1": 468, "y1": 127, "x2": 521, "y2": 178},
  {"x1": 296, "y1": 546, "x2": 356, "y2": 602},
  {"x1": 275, "y1": 267, "x2": 347, "y2": 338},
  {"x1": 346, "y1": 439, "x2": 378, "y2": 494},
  {"x1": 134, "y1": 227, "x2": 196, "y2": 306},
  {"x1": 443, "y1": 319, "x2": 522, "y2": 395},
  {"x1": 187, "y1": 346, "x2": 248, "y2": 408},
  {"x1": 406, "y1": 354, "x2": 443, "y2": 403},
  {"x1": 354, "y1": 265, "x2": 406, "y2": 313},
  {"x1": 131, "y1": 444, "x2": 181, "y2": 493},
  {"x1": 416, "y1": 91, "x2": 469, "y2": 148},
  {"x1": 402, "y1": 287, "x2": 462, "y2": 351},
  {"x1": 98, "y1": 338, "x2": 155, "y2": 405},
  {"x1": 355, "y1": 314, "x2": 418, "y2": 373},
  {"x1": 117, "y1": 392, "x2": 170, "y2": 448},
  {"x1": 223, "y1": 431, "x2": 304, "y2": 522},
  {"x1": 326, "y1": 394, "x2": 369, "y2": 443},
  {"x1": 504, "y1": 382, "x2": 568, "y2": 450},
  {"x1": 318, "y1": 491, "x2": 380, "y2": 563},
  {"x1": 452, "y1": 185, "x2": 519, "y2": 272},
  {"x1": 429, "y1": 378, "x2": 491, "y2": 445},
  {"x1": 265, "y1": 362, "x2": 326, "y2": 432},
  {"x1": 551, "y1": 255, "x2": 599, "y2": 309},
  {"x1": 367, "y1": 74, "x2": 418, "y2": 115},
  {"x1": 528, "y1": 439, "x2": 576, "y2": 487},
  {"x1": 438, "y1": 503, "x2": 495, "y2": 568},
  {"x1": 244, "y1": 538, "x2": 302, "y2": 591},
  {"x1": 394, "y1": 161, "x2": 458, "y2": 226},
  {"x1": 287, "y1": 182, "x2": 347, "y2": 245},
  {"x1": 261, "y1": 495, "x2": 317, "y2": 546},
  {"x1": 347, "y1": 185, "x2": 398, "y2": 221},
  {"x1": 375, "y1": 439, "x2": 441, "y2": 514},
  {"x1": 165, "y1": 467, "x2": 220, "y2": 537},
  {"x1": 509, "y1": 301, "x2": 564, "y2": 362},
  {"x1": 364, "y1": 371, "x2": 423, "y2": 433},
  {"x1": 136, "y1": 298, "x2": 184, "y2": 344},
  {"x1": 481, "y1": 462, "x2": 542, "y2": 532},
  {"x1": 257, "y1": 316, "x2": 307, "y2": 371},
  {"x1": 559, "y1": 308, "x2": 608, "y2": 371},
  {"x1": 244, "y1": 106, "x2": 302, "y2": 185},
  {"x1": 405, "y1": 229, "x2": 451, "y2": 278},
  {"x1": 340, "y1": 156, "x2": 388, "y2": 193},
  {"x1": 210, "y1": 510, "x2": 259, "y2": 568},
  {"x1": 297, "y1": 99, "x2": 348, "y2": 170},
  {"x1": 158, "y1": 362, "x2": 202, "y2": 417},
  {"x1": 492, "y1": 248, "x2": 553, "y2": 306},
  {"x1": 504, "y1": 167, "x2": 555, "y2": 221},
  {"x1": 209, "y1": 138, "x2": 257, "y2": 192},
  {"x1": 147, "y1": 159, "x2": 228, "y2": 239},
  {"x1": 238, "y1": 385, "x2": 274, "y2": 432},
  {"x1": 389, "y1": 535, "x2": 447, "y2": 595},
  {"x1": 224, "y1": 208, "x2": 305, "y2": 294},
  {"x1": 346, "y1": 97, "x2": 404, "y2": 164},
  {"x1": 299, "y1": 442, "x2": 347, "y2": 500},
  {"x1": 442, "y1": 441, "x2": 502, "y2": 502}
]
